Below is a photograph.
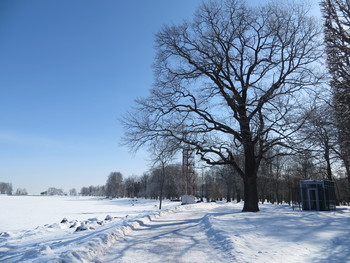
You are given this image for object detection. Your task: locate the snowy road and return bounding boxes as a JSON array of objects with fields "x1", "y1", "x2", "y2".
[{"x1": 96, "y1": 204, "x2": 234, "y2": 263}]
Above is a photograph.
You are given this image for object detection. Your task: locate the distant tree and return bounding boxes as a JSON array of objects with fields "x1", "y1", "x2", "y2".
[
  {"x1": 124, "y1": 177, "x2": 136, "y2": 198},
  {"x1": 203, "y1": 170, "x2": 223, "y2": 201},
  {"x1": 80, "y1": 187, "x2": 89, "y2": 196},
  {"x1": 300, "y1": 103, "x2": 339, "y2": 181},
  {"x1": 0, "y1": 182, "x2": 12, "y2": 195},
  {"x1": 258, "y1": 148, "x2": 287, "y2": 204},
  {"x1": 105, "y1": 172, "x2": 123, "y2": 198},
  {"x1": 69, "y1": 188, "x2": 77, "y2": 196},
  {"x1": 163, "y1": 164, "x2": 183, "y2": 199},
  {"x1": 15, "y1": 188, "x2": 28, "y2": 195},
  {"x1": 145, "y1": 172, "x2": 158, "y2": 199},
  {"x1": 122, "y1": 0, "x2": 324, "y2": 211},
  {"x1": 217, "y1": 165, "x2": 241, "y2": 202},
  {"x1": 295, "y1": 150, "x2": 317, "y2": 180},
  {"x1": 89, "y1": 185, "x2": 106, "y2": 196},
  {"x1": 79, "y1": 185, "x2": 105, "y2": 196},
  {"x1": 47, "y1": 187, "x2": 64, "y2": 196},
  {"x1": 150, "y1": 138, "x2": 178, "y2": 209},
  {"x1": 138, "y1": 173, "x2": 150, "y2": 198}
]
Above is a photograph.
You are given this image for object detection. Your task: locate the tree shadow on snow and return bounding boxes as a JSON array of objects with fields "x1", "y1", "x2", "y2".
[{"x1": 206, "y1": 204, "x2": 350, "y2": 263}]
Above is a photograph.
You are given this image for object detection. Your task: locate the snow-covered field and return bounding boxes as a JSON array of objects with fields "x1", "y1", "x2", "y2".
[
  {"x1": 0, "y1": 196, "x2": 180, "y2": 262},
  {"x1": 0, "y1": 196, "x2": 349, "y2": 263}
]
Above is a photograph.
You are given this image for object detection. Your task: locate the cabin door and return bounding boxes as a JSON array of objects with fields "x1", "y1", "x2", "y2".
[{"x1": 308, "y1": 188, "x2": 319, "y2": 211}]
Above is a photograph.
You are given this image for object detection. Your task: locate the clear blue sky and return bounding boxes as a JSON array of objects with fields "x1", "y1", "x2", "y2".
[
  {"x1": 0, "y1": 0, "x2": 204, "y2": 194},
  {"x1": 0, "y1": 0, "x2": 321, "y2": 195}
]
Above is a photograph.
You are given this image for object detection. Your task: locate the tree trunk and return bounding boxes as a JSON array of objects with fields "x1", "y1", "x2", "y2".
[
  {"x1": 346, "y1": 164, "x2": 350, "y2": 204},
  {"x1": 159, "y1": 164, "x2": 165, "y2": 210},
  {"x1": 324, "y1": 144, "x2": 333, "y2": 181},
  {"x1": 237, "y1": 190, "x2": 241, "y2": 203},
  {"x1": 226, "y1": 193, "x2": 232, "y2": 202},
  {"x1": 242, "y1": 175, "x2": 259, "y2": 212},
  {"x1": 241, "y1": 137, "x2": 260, "y2": 212}
]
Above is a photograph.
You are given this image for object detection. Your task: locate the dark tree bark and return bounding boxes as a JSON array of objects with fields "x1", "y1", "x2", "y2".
[
  {"x1": 122, "y1": 0, "x2": 323, "y2": 212},
  {"x1": 158, "y1": 162, "x2": 165, "y2": 210},
  {"x1": 243, "y1": 175, "x2": 259, "y2": 212}
]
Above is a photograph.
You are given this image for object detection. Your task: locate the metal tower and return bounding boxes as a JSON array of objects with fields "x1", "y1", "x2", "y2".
[{"x1": 182, "y1": 147, "x2": 196, "y2": 195}]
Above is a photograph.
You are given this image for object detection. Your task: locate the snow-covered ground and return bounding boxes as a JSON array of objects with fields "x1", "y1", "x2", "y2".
[
  {"x1": 1, "y1": 196, "x2": 350, "y2": 263},
  {"x1": 0, "y1": 196, "x2": 180, "y2": 262}
]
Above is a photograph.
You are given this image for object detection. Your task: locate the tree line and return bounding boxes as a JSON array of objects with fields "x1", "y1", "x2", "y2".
[
  {"x1": 80, "y1": 145, "x2": 349, "y2": 205},
  {"x1": 0, "y1": 182, "x2": 28, "y2": 196}
]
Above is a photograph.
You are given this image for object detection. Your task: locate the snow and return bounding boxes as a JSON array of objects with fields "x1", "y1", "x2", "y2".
[
  {"x1": 0, "y1": 196, "x2": 180, "y2": 262},
  {"x1": 1, "y1": 196, "x2": 350, "y2": 263},
  {"x1": 0, "y1": 196, "x2": 172, "y2": 232}
]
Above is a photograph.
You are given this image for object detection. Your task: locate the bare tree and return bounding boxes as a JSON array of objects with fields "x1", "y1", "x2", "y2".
[
  {"x1": 69, "y1": 188, "x2": 78, "y2": 196},
  {"x1": 164, "y1": 164, "x2": 183, "y2": 199},
  {"x1": 321, "y1": 0, "x2": 350, "y2": 199},
  {"x1": 124, "y1": 177, "x2": 136, "y2": 198},
  {"x1": 15, "y1": 188, "x2": 28, "y2": 195},
  {"x1": 299, "y1": 102, "x2": 339, "y2": 180},
  {"x1": 0, "y1": 182, "x2": 12, "y2": 195},
  {"x1": 122, "y1": 0, "x2": 323, "y2": 211},
  {"x1": 105, "y1": 172, "x2": 123, "y2": 198},
  {"x1": 47, "y1": 187, "x2": 64, "y2": 196},
  {"x1": 216, "y1": 165, "x2": 240, "y2": 202},
  {"x1": 150, "y1": 138, "x2": 178, "y2": 209}
]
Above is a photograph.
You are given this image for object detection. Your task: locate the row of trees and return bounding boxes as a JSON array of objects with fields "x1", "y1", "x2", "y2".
[
  {"x1": 0, "y1": 182, "x2": 28, "y2": 196},
  {"x1": 80, "y1": 172, "x2": 124, "y2": 197},
  {"x1": 15, "y1": 188, "x2": 28, "y2": 195},
  {"x1": 41, "y1": 187, "x2": 65, "y2": 196},
  {"x1": 79, "y1": 144, "x2": 349, "y2": 205}
]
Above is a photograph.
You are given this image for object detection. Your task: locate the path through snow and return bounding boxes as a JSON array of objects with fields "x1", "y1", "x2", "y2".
[
  {"x1": 96, "y1": 204, "x2": 234, "y2": 263},
  {"x1": 94, "y1": 203, "x2": 350, "y2": 263}
]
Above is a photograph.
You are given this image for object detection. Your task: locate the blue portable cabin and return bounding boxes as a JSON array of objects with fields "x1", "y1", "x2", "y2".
[{"x1": 300, "y1": 180, "x2": 336, "y2": 211}]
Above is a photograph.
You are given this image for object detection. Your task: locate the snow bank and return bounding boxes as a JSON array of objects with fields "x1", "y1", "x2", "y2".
[{"x1": 57, "y1": 209, "x2": 177, "y2": 263}]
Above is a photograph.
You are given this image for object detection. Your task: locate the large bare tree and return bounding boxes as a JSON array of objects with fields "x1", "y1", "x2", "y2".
[
  {"x1": 321, "y1": 0, "x2": 350, "y2": 199},
  {"x1": 122, "y1": 0, "x2": 323, "y2": 212}
]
